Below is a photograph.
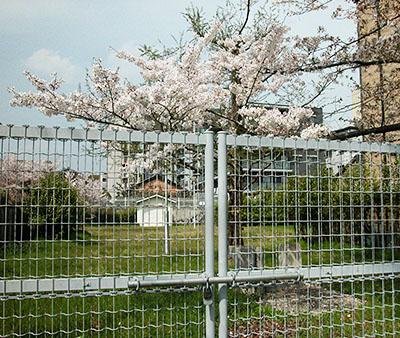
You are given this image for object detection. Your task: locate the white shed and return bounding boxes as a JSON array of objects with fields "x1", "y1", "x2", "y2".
[{"x1": 136, "y1": 194, "x2": 176, "y2": 227}]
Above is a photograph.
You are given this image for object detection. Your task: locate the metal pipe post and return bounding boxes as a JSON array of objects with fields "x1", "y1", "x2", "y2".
[
  {"x1": 204, "y1": 131, "x2": 215, "y2": 338},
  {"x1": 164, "y1": 172, "x2": 169, "y2": 254},
  {"x1": 217, "y1": 131, "x2": 228, "y2": 338}
]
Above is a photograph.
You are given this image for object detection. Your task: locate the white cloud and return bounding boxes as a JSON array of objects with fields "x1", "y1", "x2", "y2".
[{"x1": 25, "y1": 49, "x2": 81, "y2": 84}]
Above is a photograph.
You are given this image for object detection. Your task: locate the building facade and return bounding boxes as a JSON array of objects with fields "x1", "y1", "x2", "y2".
[{"x1": 355, "y1": 0, "x2": 400, "y2": 142}]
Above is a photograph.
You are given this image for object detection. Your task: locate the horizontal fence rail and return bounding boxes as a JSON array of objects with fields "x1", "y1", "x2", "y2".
[
  {"x1": 3, "y1": 262, "x2": 400, "y2": 295},
  {"x1": 0, "y1": 125, "x2": 208, "y2": 145},
  {"x1": 226, "y1": 133, "x2": 400, "y2": 153}
]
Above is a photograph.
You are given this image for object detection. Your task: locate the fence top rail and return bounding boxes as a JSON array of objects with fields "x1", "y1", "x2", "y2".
[
  {"x1": 225, "y1": 133, "x2": 400, "y2": 154},
  {"x1": 0, "y1": 125, "x2": 208, "y2": 145},
  {"x1": 2, "y1": 125, "x2": 400, "y2": 154}
]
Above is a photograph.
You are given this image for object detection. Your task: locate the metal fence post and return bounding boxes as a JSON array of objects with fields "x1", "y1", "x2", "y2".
[
  {"x1": 204, "y1": 131, "x2": 215, "y2": 338},
  {"x1": 218, "y1": 131, "x2": 228, "y2": 338}
]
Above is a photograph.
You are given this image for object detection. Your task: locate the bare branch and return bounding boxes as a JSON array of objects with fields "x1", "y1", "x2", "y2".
[{"x1": 238, "y1": 0, "x2": 251, "y2": 35}]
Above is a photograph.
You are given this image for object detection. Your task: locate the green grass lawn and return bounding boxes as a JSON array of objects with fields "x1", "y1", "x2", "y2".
[
  {"x1": 2, "y1": 224, "x2": 206, "y2": 279},
  {"x1": 1, "y1": 224, "x2": 400, "y2": 337}
]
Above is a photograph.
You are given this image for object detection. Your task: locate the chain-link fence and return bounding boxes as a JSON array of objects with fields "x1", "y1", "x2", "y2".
[{"x1": 1, "y1": 126, "x2": 400, "y2": 337}]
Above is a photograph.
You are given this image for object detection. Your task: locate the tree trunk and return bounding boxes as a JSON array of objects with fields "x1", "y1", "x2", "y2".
[{"x1": 227, "y1": 158, "x2": 244, "y2": 246}]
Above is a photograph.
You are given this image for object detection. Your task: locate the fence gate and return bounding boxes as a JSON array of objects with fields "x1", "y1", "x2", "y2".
[
  {"x1": 1, "y1": 125, "x2": 400, "y2": 337},
  {"x1": 0, "y1": 125, "x2": 215, "y2": 337}
]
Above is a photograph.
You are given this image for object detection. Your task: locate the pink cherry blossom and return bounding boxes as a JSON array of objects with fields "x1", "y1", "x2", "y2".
[
  {"x1": 0, "y1": 156, "x2": 103, "y2": 205},
  {"x1": 0, "y1": 156, "x2": 58, "y2": 204},
  {"x1": 9, "y1": 17, "x2": 327, "y2": 139}
]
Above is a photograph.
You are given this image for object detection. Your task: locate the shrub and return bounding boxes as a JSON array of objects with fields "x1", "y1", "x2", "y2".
[
  {"x1": 27, "y1": 172, "x2": 83, "y2": 238},
  {"x1": 0, "y1": 156, "x2": 105, "y2": 239},
  {"x1": 243, "y1": 159, "x2": 400, "y2": 246},
  {"x1": 90, "y1": 206, "x2": 137, "y2": 224}
]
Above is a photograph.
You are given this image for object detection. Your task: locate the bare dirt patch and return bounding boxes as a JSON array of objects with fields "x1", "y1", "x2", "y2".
[
  {"x1": 229, "y1": 317, "x2": 307, "y2": 338},
  {"x1": 229, "y1": 282, "x2": 363, "y2": 337},
  {"x1": 262, "y1": 282, "x2": 363, "y2": 315}
]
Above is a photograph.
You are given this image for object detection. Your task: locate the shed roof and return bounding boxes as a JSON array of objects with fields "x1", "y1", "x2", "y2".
[{"x1": 136, "y1": 194, "x2": 177, "y2": 205}]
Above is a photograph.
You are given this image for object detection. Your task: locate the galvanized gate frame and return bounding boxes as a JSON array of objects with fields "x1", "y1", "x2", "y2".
[{"x1": 128, "y1": 131, "x2": 302, "y2": 337}]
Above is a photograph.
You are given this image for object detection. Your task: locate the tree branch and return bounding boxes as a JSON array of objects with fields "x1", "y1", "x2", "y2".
[
  {"x1": 238, "y1": 0, "x2": 251, "y2": 35},
  {"x1": 329, "y1": 122, "x2": 400, "y2": 140}
]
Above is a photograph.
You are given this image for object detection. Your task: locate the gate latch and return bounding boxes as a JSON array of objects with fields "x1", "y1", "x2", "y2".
[{"x1": 203, "y1": 280, "x2": 213, "y2": 305}]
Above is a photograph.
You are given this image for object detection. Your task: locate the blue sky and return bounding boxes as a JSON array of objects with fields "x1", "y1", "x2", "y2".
[{"x1": 0, "y1": 0, "x2": 355, "y2": 130}]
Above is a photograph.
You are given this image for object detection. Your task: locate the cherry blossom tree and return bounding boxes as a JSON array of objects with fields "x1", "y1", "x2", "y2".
[
  {"x1": 0, "y1": 156, "x2": 102, "y2": 205},
  {"x1": 9, "y1": 1, "x2": 400, "y2": 137},
  {"x1": 0, "y1": 156, "x2": 59, "y2": 204},
  {"x1": 8, "y1": 2, "x2": 330, "y2": 139},
  {"x1": 11, "y1": 0, "x2": 377, "y2": 244}
]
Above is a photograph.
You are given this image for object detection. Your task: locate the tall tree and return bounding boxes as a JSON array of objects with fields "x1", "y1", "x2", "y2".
[
  {"x1": 8, "y1": 1, "x2": 329, "y2": 138},
  {"x1": 15, "y1": 0, "x2": 394, "y2": 244}
]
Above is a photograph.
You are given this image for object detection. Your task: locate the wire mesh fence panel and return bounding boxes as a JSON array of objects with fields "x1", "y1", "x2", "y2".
[
  {"x1": 0, "y1": 125, "x2": 207, "y2": 337},
  {"x1": 2, "y1": 126, "x2": 400, "y2": 337},
  {"x1": 224, "y1": 135, "x2": 400, "y2": 338}
]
